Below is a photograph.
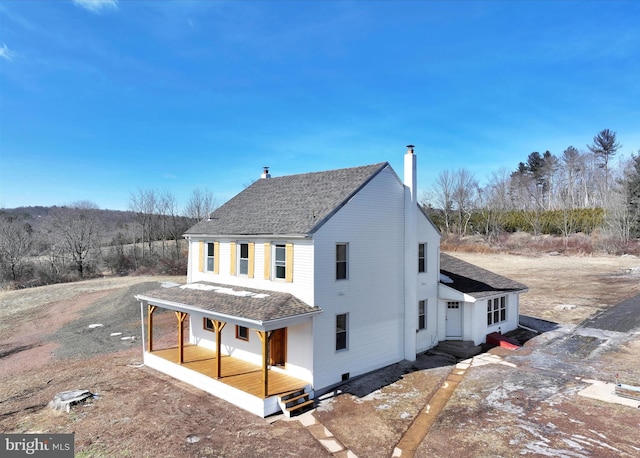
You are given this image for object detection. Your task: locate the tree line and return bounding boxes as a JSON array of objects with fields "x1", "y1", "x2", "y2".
[
  {"x1": 0, "y1": 188, "x2": 218, "y2": 287},
  {"x1": 422, "y1": 129, "x2": 640, "y2": 246}
]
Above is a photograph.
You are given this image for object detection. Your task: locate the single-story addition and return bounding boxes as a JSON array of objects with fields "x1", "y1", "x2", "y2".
[
  {"x1": 438, "y1": 253, "x2": 528, "y2": 346},
  {"x1": 135, "y1": 146, "x2": 528, "y2": 417}
]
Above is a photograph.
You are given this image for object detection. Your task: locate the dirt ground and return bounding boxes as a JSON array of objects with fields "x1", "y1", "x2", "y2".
[{"x1": 1, "y1": 253, "x2": 640, "y2": 457}]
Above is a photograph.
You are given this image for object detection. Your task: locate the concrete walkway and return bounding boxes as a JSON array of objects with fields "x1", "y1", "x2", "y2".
[
  {"x1": 296, "y1": 353, "x2": 517, "y2": 457},
  {"x1": 391, "y1": 359, "x2": 471, "y2": 457},
  {"x1": 296, "y1": 409, "x2": 358, "y2": 457}
]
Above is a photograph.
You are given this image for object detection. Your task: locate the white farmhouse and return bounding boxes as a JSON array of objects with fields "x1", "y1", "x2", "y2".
[{"x1": 135, "y1": 146, "x2": 527, "y2": 417}]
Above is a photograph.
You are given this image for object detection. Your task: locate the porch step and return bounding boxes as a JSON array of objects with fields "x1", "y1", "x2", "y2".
[
  {"x1": 278, "y1": 388, "x2": 314, "y2": 418},
  {"x1": 434, "y1": 340, "x2": 483, "y2": 359}
]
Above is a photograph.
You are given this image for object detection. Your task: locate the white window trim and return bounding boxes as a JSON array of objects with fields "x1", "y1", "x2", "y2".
[
  {"x1": 205, "y1": 242, "x2": 215, "y2": 272},
  {"x1": 274, "y1": 243, "x2": 286, "y2": 280},
  {"x1": 336, "y1": 243, "x2": 349, "y2": 281},
  {"x1": 418, "y1": 299, "x2": 426, "y2": 330},
  {"x1": 418, "y1": 242, "x2": 426, "y2": 273},
  {"x1": 336, "y1": 313, "x2": 349, "y2": 352},
  {"x1": 238, "y1": 242, "x2": 249, "y2": 276},
  {"x1": 487, "y1": 296, "x2": 507, "y2": 326}
]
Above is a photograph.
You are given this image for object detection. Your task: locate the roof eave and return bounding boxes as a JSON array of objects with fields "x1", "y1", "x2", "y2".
[
  {"x1": 307, "y1": 162, "x2": 389, "y2": 234},
  {"x1": 134, "y1": 294, "x2": 321, "y2": 330}
]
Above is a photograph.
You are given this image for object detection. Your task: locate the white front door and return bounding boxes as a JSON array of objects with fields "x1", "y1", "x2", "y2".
[{"x1": 445, "y1": 301, "x2": 463, "y2": 339}]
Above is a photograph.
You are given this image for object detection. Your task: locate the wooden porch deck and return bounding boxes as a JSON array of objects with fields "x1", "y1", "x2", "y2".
[{"x1": 150, "y1": 344, "x2": 308, "y2": 399}]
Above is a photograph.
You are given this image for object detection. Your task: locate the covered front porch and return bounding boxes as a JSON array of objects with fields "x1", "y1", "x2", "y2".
[
  {"x1": 135, "y1": 281, "x2": 321, "y2": 417},
  {"x1": 149, "y1": 343, "x2": 309, "y2": 398},
  {"x1": 144, "y1": 343, "x2": 311, "y2": 417}
]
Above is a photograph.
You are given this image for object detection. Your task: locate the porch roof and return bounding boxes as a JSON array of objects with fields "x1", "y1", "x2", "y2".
[{"x1": 136, "y1": 282, "x2": 320, "y2": 327}]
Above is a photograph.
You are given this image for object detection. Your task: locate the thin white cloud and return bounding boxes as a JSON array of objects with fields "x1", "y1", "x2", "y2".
[
  {"x1": 0, "y1": 42, "x2": 15, "y2": 60},
  {"x1": 73, "y1": 0, "x2": 118, "y2": 13}
]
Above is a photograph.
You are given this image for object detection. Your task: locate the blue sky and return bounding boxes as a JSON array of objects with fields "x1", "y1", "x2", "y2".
[{"x1": 1, "y1": 1, "x2": 639, "y2": 211}]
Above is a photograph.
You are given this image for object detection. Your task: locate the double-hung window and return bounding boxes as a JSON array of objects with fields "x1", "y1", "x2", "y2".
[
  {"x1": 274, "y1": 244, "x2": 286, "y2": 279},
  {"x1": 336, "y1": 313, "x2": 348, "y2": 351},
  {"x1": 487, "y1": 296, "x2": 506, "y2": 325},
  {"x1": 239, "y1": 243, "x2": 249, "y2": 276},
  {"x1": 418, "y1": 243, "x2": 426, "y2": 273},
  {"x1": 418, "y1": 300, "x2": 426, "y2": 330},
  {"x1": 336, "y1": 243, "x2": 348, "y2": 280},
  {"x1": 206, "y1": 243, "x2": 215, "y2": 272}
]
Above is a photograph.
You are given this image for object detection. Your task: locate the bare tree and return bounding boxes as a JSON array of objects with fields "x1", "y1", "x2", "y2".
[
  {"x1": 158, "y1": 189, "x2": 187, "y2": 258},
  {"x1": 478, "y1": 168, "x2": 512, "y2": 239},
  {"x1": 47, "y1": 201, "x2": 102, "y2": 278},
  {"x1": 432, "y1": 170, "x2": 455, "y2": 233},
  {"x1": 184, "y1": 188, "x2": 218, "y2": 225},
  {"x1": 129, "y1": 189, "x2": 158, "y2": 258},
  {"x1": 452, "y1": 168, "x2": 478, "y2": 236},
  {"x1": 0, "y1": 216, "x2": 33, "y2": 281}
]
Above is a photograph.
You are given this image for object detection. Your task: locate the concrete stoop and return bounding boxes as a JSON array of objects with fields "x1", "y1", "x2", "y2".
[{"x1": 433, "y1": 340, "x2": 483, "y2": 359}]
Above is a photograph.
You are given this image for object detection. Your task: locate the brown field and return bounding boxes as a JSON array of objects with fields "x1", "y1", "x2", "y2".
[{"x1": 1, "y1": 253, "x2": 640, "y2": 457}]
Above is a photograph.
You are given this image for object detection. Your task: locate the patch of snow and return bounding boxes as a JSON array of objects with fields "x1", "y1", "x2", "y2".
[
  {"x1": 626, "y1": 266, "x2": 640, "y2": 275},
  {"x1": 587, "y1": 429, "x2": 607, "y2": 440},
  {"x1": 555, "y1": 304, "x2": 577, "y2": 311},
  {"x1": 120, "y1": 336, "x2": 135, "y2": 341},
  {"x1": 88, "y1": 324, "x2": 103, "y2": 329},
  {"x1": 562, "y1": 438, "x2": 586, "y2": 451},
  {"x1": 110, "y1": 332, "x2": 122, "y2": 337},
  {"x1": 181, "y1": 283, "x2": 270, "y2": 299},
  {"x1": 161, "y1": 282, "x2": 180, "y2": 288},
  {"x1": 522, "y1": 441, "x2": 587, "y2": 458},
  {"x1": 400, "y1": 411, "x2": 411, "y2": 419}
]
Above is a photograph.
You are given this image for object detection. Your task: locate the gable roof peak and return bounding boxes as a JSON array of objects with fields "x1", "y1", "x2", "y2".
[{"x1": 185, "y1": 162, "x2": 389, "y2": 237}]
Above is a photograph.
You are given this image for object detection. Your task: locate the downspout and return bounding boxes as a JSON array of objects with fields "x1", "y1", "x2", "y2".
[{"x1": 404, "y1": 145, "x2": 418, "y2": 361}]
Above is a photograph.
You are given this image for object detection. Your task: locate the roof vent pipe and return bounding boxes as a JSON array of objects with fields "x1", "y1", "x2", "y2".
[{"x1": 261, "y1": 166, "x2": 271, "y2": 179}]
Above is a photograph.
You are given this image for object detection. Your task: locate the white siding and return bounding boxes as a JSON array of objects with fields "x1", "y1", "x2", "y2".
[
  {"x1": 311, "y1": 167, "x2": 407, "y2": 390},
  {"x1": 188, "y1": 312, "x2": 313, "y2": 383},
  {"x1": 188, "y1": 238, "x2": 315, "y2": 305},
  {"x1": 469, "y1": 293, "x2": 520, "y2": 346},
  {"x1": 415, "y1": 213, "x2": 441, "y2": 352}
]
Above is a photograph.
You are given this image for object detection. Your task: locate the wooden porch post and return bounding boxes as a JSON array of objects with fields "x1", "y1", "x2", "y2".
[
  {"x1": 175, "y1": 311, "x2": 188, "y2": 364},
  {"x1": 256, "y1": 331, "x2": 272, "y2": 398},
  {"x1": 213, "y1": 320, "x2": 226, "y2": 379},
  {"x1": 147, "y1": 305, "x2": 157, "y2": 352}
]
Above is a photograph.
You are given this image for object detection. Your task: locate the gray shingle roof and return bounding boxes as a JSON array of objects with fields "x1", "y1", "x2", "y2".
[
  {"x1": 136, "y1": 282, "x2": 319, "y2": 323},
  {"x1": 185, "y1": 162, "x2": 389, "y2": 236},
  {"x1": 440, "y1": 253, "x2": 528, "y2": 299}
]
